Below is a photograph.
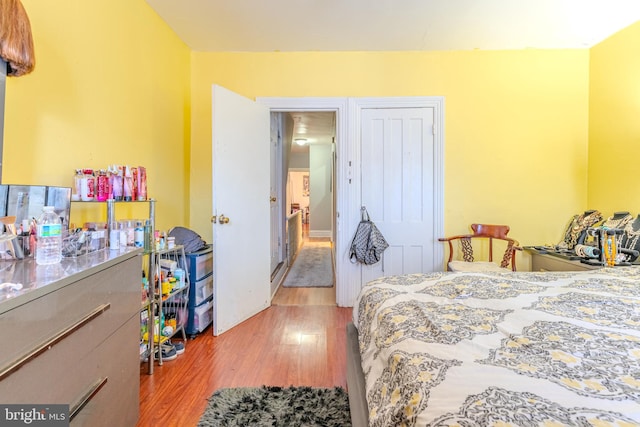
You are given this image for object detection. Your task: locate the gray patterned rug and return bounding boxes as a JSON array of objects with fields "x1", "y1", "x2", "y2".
[
  {"x1": 197, "y1": 386, "x2": 351, "y2": 426},
  {"x1": 282, "y1": 241, "x2": 334, "y2": 288}
]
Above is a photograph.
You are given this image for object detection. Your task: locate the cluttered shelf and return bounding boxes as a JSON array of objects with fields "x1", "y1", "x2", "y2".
[
  {"x1": 0, "y1": 178, "x2": 209, "y2": 376},
  {"x1": 144, "y1": 244, "x2": 190, "y2": 366},
  {"x1": 524, "y1": 210, "x2": 640, "y2": 271}
]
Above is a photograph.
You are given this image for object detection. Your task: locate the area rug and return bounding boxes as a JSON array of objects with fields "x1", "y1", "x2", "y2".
[
  {"x1": 282, "y1": 241, "x2": 334, "y2": 288},
  {"x1": 197, "y1": 385, "x2": 351, "y2": 427}
]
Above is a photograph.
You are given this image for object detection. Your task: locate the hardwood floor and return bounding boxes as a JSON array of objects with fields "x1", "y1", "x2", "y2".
[
  {"x1": 273, "y1": 231, "x2": 336, "y2": 306},
  {"x1": 137, "y1": 232, "x2": 349, "y2": 426},
  {"x1": 271, "y1": 285, "x2": 337, "y2": 305}
]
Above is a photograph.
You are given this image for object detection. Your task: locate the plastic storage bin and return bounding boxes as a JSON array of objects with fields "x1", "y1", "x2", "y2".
[
  {"x1": 185, "y1": 245, "x2": 213, "y2": 336},
  {"x1": 191, "y1": 275, "x2": 214, "y2": 306},
  {"x1": 186, "y1": 246, "x2": 213, "y2": 281},
  {"x1": 190, "y1": 297, "x2": 213, "y2": 336}
]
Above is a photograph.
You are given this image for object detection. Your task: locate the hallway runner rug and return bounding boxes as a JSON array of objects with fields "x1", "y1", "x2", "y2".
[
  {"x1": 197, "y1": 385, "x2": 351, "y2": 427},
  {"x1": 282, "y1": 241, "x2": 334, "y2": 288}
]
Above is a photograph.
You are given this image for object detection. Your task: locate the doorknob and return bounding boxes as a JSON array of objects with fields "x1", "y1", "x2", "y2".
[
  {"x1": 270, "y1": 197, "x2": 277, "y2": 202},
  {"x1": 218, "y1": 214, "x2": 230, "y2": 224}
]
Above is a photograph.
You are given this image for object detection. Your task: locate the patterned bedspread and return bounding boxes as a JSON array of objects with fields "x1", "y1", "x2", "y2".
[{"x1": 353, "y1": 268, "x2": 640, "y2": 426}]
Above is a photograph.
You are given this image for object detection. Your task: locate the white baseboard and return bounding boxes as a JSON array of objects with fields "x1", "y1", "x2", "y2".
[{"x1": 309, "y1": 230, "x2": 332, "y2": 238}]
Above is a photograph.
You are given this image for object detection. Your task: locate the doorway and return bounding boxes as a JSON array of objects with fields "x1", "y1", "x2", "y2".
[
  {"x1": 211, "y1": 90, "x2": 443, "y2": 334},
  {"x1": 272, "y1": 111, "x2": 337, "y2": 305},
  {"x1": 257, "y1": 96, "x2": 444, "y2": 308}
]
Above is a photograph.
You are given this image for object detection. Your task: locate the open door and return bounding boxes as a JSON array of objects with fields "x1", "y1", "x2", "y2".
[{"x1": 212, "y1": 85, "x2": 271, "y2": 335}]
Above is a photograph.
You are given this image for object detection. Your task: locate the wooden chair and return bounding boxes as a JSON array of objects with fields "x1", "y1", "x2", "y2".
[{"x1": 439, "y1": 224, "x2": 521, "y2": 272}]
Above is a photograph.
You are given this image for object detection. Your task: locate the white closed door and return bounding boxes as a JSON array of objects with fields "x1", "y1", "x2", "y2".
[
  {"x1": 360, "y1": 107, "x2": 437, "y2": 283},
  {"x1": 212, "y1": 85, "x2": 271, "y2": 336}
]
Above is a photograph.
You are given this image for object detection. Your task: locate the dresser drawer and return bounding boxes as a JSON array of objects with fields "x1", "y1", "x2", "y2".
[
  {"x1": 529, "y1": 252, "x2": 600, "y2": 272},
  {"x1": 0, "y1": 312, "x2": 139, "y2": 425},
  {"x1": 0, "y1": 255, "x2": 140, "y2": 382},
  {"x1": 70, "y1": 316, "x2": 139, "y2": 427}
]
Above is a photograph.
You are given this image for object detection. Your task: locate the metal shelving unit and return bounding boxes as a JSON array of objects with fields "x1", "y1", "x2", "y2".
[
  {"x1": 106, "y1": 199, "x2": 159, "y2": 374},
  {"x1": 151, "y1": 244, "x2": 190, "y2": 365},
  {"x1": 72, "y1": 199, "x2": 191, "y2": 372},
  {"x1": 73, "y1": 199, "x2": 161, "y2": 374}
]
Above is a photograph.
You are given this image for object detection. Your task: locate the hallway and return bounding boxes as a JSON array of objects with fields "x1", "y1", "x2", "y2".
[{"x1": 271, "y1": 223, "x2": 336, "y2": 306}]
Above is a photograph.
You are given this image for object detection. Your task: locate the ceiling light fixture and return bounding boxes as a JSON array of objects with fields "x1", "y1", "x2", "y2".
[{"x1": 294, "y1": 138, "x2": 307, "y2": 146}]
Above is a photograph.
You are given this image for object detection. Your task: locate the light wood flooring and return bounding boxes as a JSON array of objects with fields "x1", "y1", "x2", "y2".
[
  {"x1": 272, "y1": 235, "x2": 336, "y2": 306},
  {"x1": 137, "y1": 231, "x2": 348, "y2": 427}
]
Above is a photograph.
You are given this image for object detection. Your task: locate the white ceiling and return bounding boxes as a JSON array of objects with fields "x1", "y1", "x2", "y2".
[
  {"x1": 288, "y1": 112, "x2": 335, "y2": 154},
  {"x1": 145, "y1": 0, "x2": 640, "y2": 52}
]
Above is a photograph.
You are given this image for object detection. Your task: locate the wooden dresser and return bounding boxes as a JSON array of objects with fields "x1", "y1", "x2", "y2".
[{"x1": 0, "y1": 249, "x2": 141, "y2": 426}]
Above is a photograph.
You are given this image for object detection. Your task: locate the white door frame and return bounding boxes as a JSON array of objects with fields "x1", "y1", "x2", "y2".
[
  {"x1": 258, "y1": 97, "x2": 350, "y2": 306},
  {"x1": 257, "y1": 96, "x2": 444, "y2": 307}
]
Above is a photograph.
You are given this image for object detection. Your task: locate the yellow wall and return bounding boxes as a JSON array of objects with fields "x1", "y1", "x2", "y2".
[
  {"x1": 10, "y1": 0, "x2": 628, "y2": 266},
  {"x1": 191, "y1": 50, "x2": 590, "y2": 256},
  {"x1": 588, "y1": 21, "x2": 640, "y2": 216},
  {"x1": 4, "y1": 0, "x2": 191, "y2": 231}
]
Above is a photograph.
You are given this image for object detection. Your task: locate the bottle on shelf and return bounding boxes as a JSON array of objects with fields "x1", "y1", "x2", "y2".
[
  {"x1": 96, "y1": 169, "x2": 109, "y2": 202},
  {"x1": 109, "y1": 222, "x2": 120, "y2": 250},
  {"x1": 111, "y1": 165, "x2": 124, "y2": 201},
  {"x1": 123, "y1": 166, "x2": 134, "y2": 201},
  {"x1": 36, "y1": 206, "x2": 62, "y2": 265},
  {"x1": 15, "y1": 191, "x2": 29, "y2": 227},
  {"x1": 80, "y1": 169, "x2": 95, "y2": 201},
  {"x1": 134, "y1": 221, "x2": 144, "y2": 248},
  {"x1": 72, "y1": 169, "x2": 83, "y2": 201},
  {"x1": 144, "y1": 219, "x2": 153, "y2": 251}
]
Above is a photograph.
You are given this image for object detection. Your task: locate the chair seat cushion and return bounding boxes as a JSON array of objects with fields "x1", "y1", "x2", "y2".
[{"x1": 448, "y1": 261, "x2": 506, "y2": 272}]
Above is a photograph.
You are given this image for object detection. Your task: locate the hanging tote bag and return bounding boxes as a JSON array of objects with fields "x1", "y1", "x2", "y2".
[{"x1": 349, "y1": 207, "x2": 389, "y2": 265}]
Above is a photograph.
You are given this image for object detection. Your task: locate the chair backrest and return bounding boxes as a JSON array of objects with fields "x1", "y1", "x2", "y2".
[
  {"x1": 471, "y1": 223, "x2": 510, "y2": 239},
  {"x1": 439, "y1": 223, "x2": 520, "y2": 270}
]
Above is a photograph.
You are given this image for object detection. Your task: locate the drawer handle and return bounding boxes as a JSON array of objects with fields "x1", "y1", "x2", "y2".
[
  {"x1": 70, "y1": 377, "x2": 108, "y2": 421},
  {"x1": 0, "y1": 303, "x2": 111, "y2": 381}
]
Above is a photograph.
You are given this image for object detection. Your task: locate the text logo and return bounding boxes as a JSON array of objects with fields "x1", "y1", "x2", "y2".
[{"x1": 0, "y1": 405, "x2": 69, "y2": 426}]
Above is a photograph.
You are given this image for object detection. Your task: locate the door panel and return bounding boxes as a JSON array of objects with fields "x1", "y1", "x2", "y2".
[
  {"x1": 212, "y1": 85, "x2": 271, "y2": 335},
  {"x1": 360, "y1": 107, "x2": 436, "y2": 284}
]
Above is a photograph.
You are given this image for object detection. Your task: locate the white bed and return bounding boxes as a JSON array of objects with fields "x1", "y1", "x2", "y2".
[{"x1": 348, "y1": 267, "x2": 640, "y2": 426}]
